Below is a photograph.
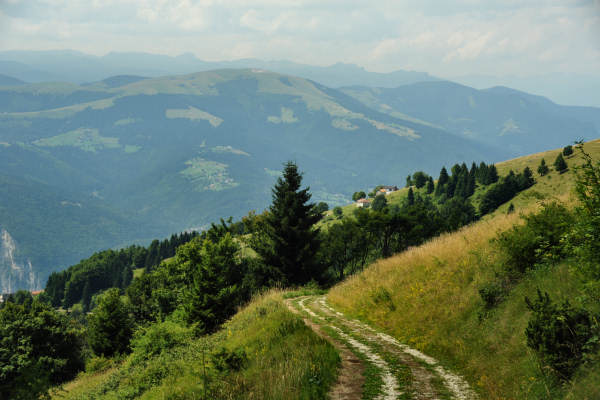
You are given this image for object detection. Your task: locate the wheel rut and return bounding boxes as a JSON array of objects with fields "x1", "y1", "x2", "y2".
[{"x1": 287, "y1": 295, "x2": 478, "y2": 400}]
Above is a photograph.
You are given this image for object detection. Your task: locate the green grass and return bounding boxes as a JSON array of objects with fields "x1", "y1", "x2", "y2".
[
  {"x1": 33, "y1": 128, "x2": 121, "y2": 152},
  {"x1": 52, "y1": 291, "x2": 340, "y2": 400},
  {"x1": 327, "y1": 140, "x2": 600, "y2": 399},
  {"x1": 179, "y1": 157, "x2": 239, "y2": 192}
]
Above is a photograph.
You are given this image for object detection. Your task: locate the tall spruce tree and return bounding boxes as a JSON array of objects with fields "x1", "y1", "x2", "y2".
[
  {"x1": 554, "y1": 153, "x2": 568, "y2": 173},
  {"x1": 252, "y1": 161, "x2": 322, "y2": 285},
  {"x1": 426, "y1": 176, "x2": 434, "y2": 194},
  {"x1": 538, "y1": 158, "x2": 549, "y2": 176}
]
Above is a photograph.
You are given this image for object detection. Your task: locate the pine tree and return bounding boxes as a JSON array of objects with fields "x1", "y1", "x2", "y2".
[
  {"x1": 251, "y1": 161, "x2": 322, "y2": 285},
  {"x1": 435, "y1": 167, "x2": 449, "y2": 196},
  {"x1": 88, "y1": 288, "x2": 132, "y2": 357},
  {"x1": 538, "y1": 158, "x2": 549, "y2": 176},
  {"x1": 438, "y1": 167, "x2": 449, "y2": 186},
  {"x1": 563, "y1": 145, "x2": 573, "y2": 156},
  {"x1": 488, "y1": 165, "x2": 499, "y2": 184},
  {"x1": 426, "y1": 176, "x2": 434, "y2": 194},
  {"x1": 554, "y1": 153, "x2": 568, "y2": 173},
  {"x1": 407, "y1": 187, "x2": 415, "y2": 205},
  {"x1": 405, "y1": 175, "x2": 413, "y2": 187}
]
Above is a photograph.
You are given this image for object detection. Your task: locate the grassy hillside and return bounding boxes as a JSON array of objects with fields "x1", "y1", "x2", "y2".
[
  {"x1": 50, "y1": 290, "x2": 339, "y2": 400},
  {"x1": 327, "y1": 139, "x2": 600, "y2": 399}
]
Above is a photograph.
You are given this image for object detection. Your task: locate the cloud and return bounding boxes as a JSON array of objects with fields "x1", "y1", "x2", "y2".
[{"x1": 0, "y1": 0, "x2": 598, "y2": 78}]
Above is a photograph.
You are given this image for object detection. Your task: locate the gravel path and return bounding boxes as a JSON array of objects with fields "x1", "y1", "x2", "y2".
[{"x1": 287, "y1": 295, "x2": 478, "y2": 400}]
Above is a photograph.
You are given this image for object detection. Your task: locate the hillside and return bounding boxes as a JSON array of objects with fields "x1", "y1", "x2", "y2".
[
  {"x1": 0, "y1": 69, "x2": 503, "y2": 290},
  {"x1": 327, "y1": 139, "x2": 600, "y2": 399},
  {"x1": 341, "y1": 82, "x2": 600, "y2": 154}
]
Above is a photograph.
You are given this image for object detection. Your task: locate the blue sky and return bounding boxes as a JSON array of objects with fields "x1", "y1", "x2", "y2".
[{"x1": 0, "y1": 0, "x2": 599, "y2": 79}]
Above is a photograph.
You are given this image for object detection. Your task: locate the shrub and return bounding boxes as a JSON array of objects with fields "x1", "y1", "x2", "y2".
[
  {"x1": 212, "y1": 347, "x2": 248, "y2": 373},
  {"x1": 495, "y1": 202, "x2": 573, "y2": 274},
  {"x1": 525, "y1": 290, "x2": 599, "y2": 379},
  {"x1": 479, "y1": 280, "x2": 508, "y2": 309},
  {"x1": 563, "y1": 145, "x2": 574, "y2": 156},
  {"x1": 130, "y1": 321, "x2": 192, "y2": 363}
]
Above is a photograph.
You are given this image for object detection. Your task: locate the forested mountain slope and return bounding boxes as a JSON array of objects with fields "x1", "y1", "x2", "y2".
[{"x1": 0, "y1": 69, "x2": 502, "y2": 290}]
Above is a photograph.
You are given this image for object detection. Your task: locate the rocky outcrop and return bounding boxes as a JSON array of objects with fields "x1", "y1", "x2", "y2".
[{"x1": 0, "y1": 228, "x2": 39, "y2": 293}]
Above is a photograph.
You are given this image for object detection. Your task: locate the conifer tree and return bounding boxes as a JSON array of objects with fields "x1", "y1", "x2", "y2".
[
  {"x1": 407, "y1": 187, "x2": 415, "y2": 206},
  {"x1": 438, "y1": 167, "x2": 449, "y2": 187},
  {"x1": 435, "y1": 167, "x2": 449, "y2": 196},
  {"x1": 251, "y1": 161, "x2": 322, "y2": 285},
  {"x1": 563, "y1": 145, "x2": 573, "y2": 156},
  {"x1": 488, "y1": 165, "x2": 499, "y2": 184},
  {"x1": 88, "y1": 288, "x2": 132, "y2": 357},
  {"x1": 426, "y1": 176, "x2": 434, "y2": 194},
  {"x1": 538, "y1": 158, "x2": 549, "y2": 176},
  {"x1": 554, "y1": 153, "x2": 568, "y2": 173}
]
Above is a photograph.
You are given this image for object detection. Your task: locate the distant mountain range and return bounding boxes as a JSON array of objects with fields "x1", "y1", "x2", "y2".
[
  {"x1": 0, "y1": 66, "x2": 598, "y2": 291},
  {"x1": 0, "y1": 50, "x2": 438, "y2": 88}
]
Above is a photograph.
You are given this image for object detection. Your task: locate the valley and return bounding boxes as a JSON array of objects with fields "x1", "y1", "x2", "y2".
[{"x1": 1, "y1": 68, "x2": 598, "y2": 290}]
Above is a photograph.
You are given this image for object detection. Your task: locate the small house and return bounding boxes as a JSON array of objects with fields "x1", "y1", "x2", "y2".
[
  {"x1": 378, "y1": 185, "x2": 399, "y2": 195},
  {"x1": 355, "y1": 198, "x2": 371, "y2": 208}
]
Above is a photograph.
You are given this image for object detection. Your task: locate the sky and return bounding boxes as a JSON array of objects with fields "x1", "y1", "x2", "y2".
[{"x1": 0, "y1": 0, "x2": 599, "y2": 80}]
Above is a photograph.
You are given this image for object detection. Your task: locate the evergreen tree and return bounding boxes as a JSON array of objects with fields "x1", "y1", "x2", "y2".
[
  {"x1": 405, "y1": 175, "x2": 413, "y2": 187},
  {"x1": 81, "y1": 279, "x2": 91, "y2": 312},
  {"x1": 372, "y1": 194, "x2": 388, "y2": 211},
  {"x1": 562, "y1": 145, "x2": 573, "y2": 156},
  {"x1": 554, "y1": 153, "x2": 568, "y2": 173},
  {"x1": 88, "y1": 288, "x2": 133, "y2": 357},
  {"x1": 407, "y1": 187, "x2": 415, "y2": 206},
  {"x1": 426, "y1": 176, "x2": 434, "y2": 194},
  {"x1": 183, "y1": 234, "x2": 246, "y2": 333},
  {"x1": 538, "y1": 158, "x2": 549, "y2": 176},
  {"x1": 488, "y1": 165, "x2": 499, "y2": 184},
  {"x1": 438, "y1": 166, "x2": 449, "y2": 187},
  {"x1": 251, "y1": 161, "x2": 322, "y2": 285}
]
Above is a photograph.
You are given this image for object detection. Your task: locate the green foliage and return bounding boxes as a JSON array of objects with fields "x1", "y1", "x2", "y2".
[
  {"x1": 426, "y1": 176, "x2": 434, "y2": 194},
  {"x1": 85, "y1": 356, "x2": 115, "y2": 374},
  {"x1": 182, "y1": 234, "x2": 247, "y2": 333},
  {"x1": 479, "y1": 280, "x2": 509, "y2": 309},
  {"x1": 569, "y1": 143, "x2": 600, "y2": 279},
  {"x1": 439, "y1": 197, "x2": 477, "y2": 231},
  {"x1": 212, "y1": 347, "x2": 248, "y2": 373},
  {"x1": 554, "y1": 153, "x2": 568, "y2": 173},
  {"x1": 251, "y1": 161, "x2": 322, "y2": 286},
  {"x1": 563, "y1": 145, "x2": 574, "y2": 156},
  {"x1": 130, "y1": 321, "x2": 192, "y2": 363},
  {"x1": 479, "y1": 168, "x2": 536, "y2": 215},
  {"x1": 0, "y1": 300, "x2": 84, "y2": 399},
  {"x1": 495, "y1": 202, "x2": 574, "y2": 275},
  {"x1": 314, "y1": 201, "x2": 329, "y2": 214},
  {"x1": 352, "y1": 191, "x2": 366, "y2": 201},
  {"x1": 371, "y1": 194, "x2": 388, "y2": 211},
  {"x1": 412, "y1": 171, "x2": 429, "y2": 188},
  {"x1": 333, "y1": 206, "x2": 343, "y2": 218},
  {"x1": 45, "y1": 231, "x2": 197, "y2": 309},
  {"x1": 525, "y1": 290, "x2": 599, "y2": 379},
  {"x1": 87, "y1": 288, "x2": 133, "y2": 357},
  {"x1": 538, "y1": 158, "x2": 550, "y2": 176}
]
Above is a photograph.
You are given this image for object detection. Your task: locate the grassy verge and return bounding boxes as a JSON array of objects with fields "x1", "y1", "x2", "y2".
[{"x1": 51, "y1": 290, "x2": 339, "y2": 400}]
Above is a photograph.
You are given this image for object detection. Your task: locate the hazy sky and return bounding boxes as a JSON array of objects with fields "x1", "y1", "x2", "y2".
[{"x1": 1, "y1": 0, "x2": 599, "y2": 79}]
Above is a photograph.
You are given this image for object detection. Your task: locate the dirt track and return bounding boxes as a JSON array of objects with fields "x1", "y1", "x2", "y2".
[{"x1": 286, "y1": 295, "x2": 478, "y2": 400}]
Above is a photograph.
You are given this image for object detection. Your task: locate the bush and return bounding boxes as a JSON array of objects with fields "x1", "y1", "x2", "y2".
[
  {"x1": 563, "y1": 145, "x2": 574, "y2": 156},
  {"x1": 212, "y1": 347, "x2": 248, "y2": 373},
  {"x1": 495, "y1": 202, "x2": 573, "y2": 274},
  {"x1": 479, "y1": 280, "x2": 508, "y2": 309},
  {"x1": 130, "y1": 321, "x2": 192, "y2": 363},
  {"x1": 525, "y1": 290, "x2": 599, "y2": 379}
]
